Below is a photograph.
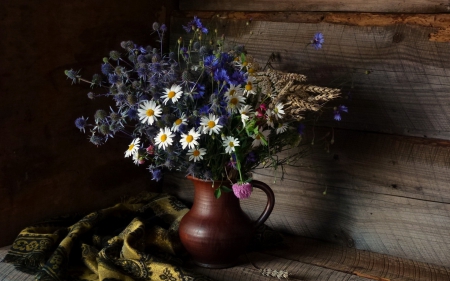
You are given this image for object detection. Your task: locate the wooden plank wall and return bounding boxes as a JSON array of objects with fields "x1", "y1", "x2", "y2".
[{"x1": 166, "y1": 1, "x2": 450, "y2": 269}]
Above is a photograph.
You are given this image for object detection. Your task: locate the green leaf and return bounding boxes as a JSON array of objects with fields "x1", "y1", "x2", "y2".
[
  {"x1": 244, "y1": 177, "x2": 253, "y2": 183},
  {"x1": 220, "y1": 185, "x2": 233, "y2": 192},
  {"x1": 240, "y1": 53, "x2": 246, "y2": 62},
  {"x1": 214, "y1": 188, "x2": 222, "y2": 199}
]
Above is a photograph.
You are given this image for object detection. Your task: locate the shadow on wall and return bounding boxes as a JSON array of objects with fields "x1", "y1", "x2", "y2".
[{"x1": 0, "y1": 0, "x2": 177, "y2": 247}]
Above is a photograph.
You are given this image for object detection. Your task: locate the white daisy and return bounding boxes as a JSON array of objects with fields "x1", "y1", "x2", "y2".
[
  {"x1": 273, "y1": 102, "x2": 285, "y2": 119},
  {"x1": 239, "y1": 105, "x2": 254, "y2": 126},
  {"x1": 138, "y1": 100, "x2": 162, "y2": 125},
  {"x1": 161, "y1": 84, "x2": 183, "y2": 104},
  {"x1": 243, "y1": 77, "x2": 257, "y2": 96},
  {"x1": 252, "y1": 130, "x2": 270, "y2": 147},
  {"x1": 154, "y1": 127, "x2": 175, "y2": 150},
  {"x1": 265, "y1": 109, "x2": 275, "y2": 128},
  {"x1": 132, "y1": 153, "x2": 144, "y2": 165},
  {"x1": 226, "y1": 93, "x2": 246, "y2": 113},
  {"x1": 223, "y1": 136, "x2": 240, "y2": 154},
  {"x1": 172, "y1": 113, "x2": 188, "y2": 132},
  {"x1": 224, "y1": 84, "x2": 243, "y2": 100},
  {"x1": 180, "y1": 128, "x2": 201, "y2": 149},
  {"x1": 187, "y1": 147, "x2": 207, "y2": 162},
  {"x1": 200, "y1": 114, "x2": 223, "y2": 135},
  {"x1": 276, "y1": 123, "x2": 288, "y2": 134},
  {"x1": 125, "y1": 138, "x2": 140, "y2": 158}
]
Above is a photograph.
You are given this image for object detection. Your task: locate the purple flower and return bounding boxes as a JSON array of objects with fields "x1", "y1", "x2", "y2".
[
  {"x1": 232, "y1": 182, "x2": 253, "y2": 199},
  {"x1": 101, "y1": 63, "x2": 114, "y2": 75},
  {"x1": 183, "y1": 16, "x2": 208, "y2": 34},
  {"x1": 334, "y1": 105, "x2": 348, "y2": 121},
  {"x1": 150, "y1": 168, "x2": 163, "y2": 181},
  {"x1": 213, "y1": 68, "x2": 230, "y2": 84},
  {"x1": 204, "y1": 55, "x2": 218, "y2": 73},
  {"x1": 311, "y1": 32, "x2": 324, "y2": 50},
  {"x1": 75, "y1": 116, "x2": 88, "y2": 133},
  {"x1": 230, "y1": 71, "x2": 246, "y2": 85},
  {"x1": 108, "y1": 73, "x2": 119, "y2": 84}
]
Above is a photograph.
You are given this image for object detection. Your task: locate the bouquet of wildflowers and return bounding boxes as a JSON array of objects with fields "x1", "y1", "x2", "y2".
[{"x1": 66, "y1": 17, "x2": 347, "y2": 198}]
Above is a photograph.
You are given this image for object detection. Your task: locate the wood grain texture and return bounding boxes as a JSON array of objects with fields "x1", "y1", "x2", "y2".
[
  {"x1": 179, "y1": 0, "x2": 449, "y2": 13},
  {"x1": 171, "y1": 16, "x2": 450, "y2": 140},
  {"x1": 163, "y1": 130, "x2": 450, "y2": 267},
  {"x1": 175, "y1": 11, "x2": 450, "y2": 42}
]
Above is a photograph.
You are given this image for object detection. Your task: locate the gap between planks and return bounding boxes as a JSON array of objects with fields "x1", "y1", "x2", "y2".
[{"x1": 173, "y1": 10, "x2": 450, "y2": 42}]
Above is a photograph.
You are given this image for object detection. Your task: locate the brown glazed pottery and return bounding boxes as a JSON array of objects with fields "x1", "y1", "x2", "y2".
[{"x1": 179, "y1": 176, "x2": 275, "y2": 268}]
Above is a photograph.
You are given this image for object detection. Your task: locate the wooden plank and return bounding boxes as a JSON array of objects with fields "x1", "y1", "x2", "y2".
[
  {"x1": 171, "y1": 15, "x2": 450, "y2": 140},
  {"x1": 174, "y1": 11, "x2": 450, "y2": 42},
  {"x1": 179, "y1": 0, "x2": 449, "y2": 13},
  {"x1": 164, "y1": 170, "x2": 450, "y2": 268},
  {"x1": 190, "y1": 251, "x2": 371, "y2": 281},
  {"x1": 263, "y1": 235, "x2": 450, "y2": 281},
  {"x1": 163, "y1": 130, "x2": 450, "y2": 267}
]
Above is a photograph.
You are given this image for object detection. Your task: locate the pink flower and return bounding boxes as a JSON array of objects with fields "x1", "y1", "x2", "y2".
[
  {"x1": 146, "y1": 145, "x2": 154, "y2": 154},
  {"x1": 232, "y1": 182, "x2": 253, "y2": 199}
]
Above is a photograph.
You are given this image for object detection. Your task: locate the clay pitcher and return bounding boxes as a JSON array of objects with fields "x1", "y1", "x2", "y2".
[{"x1": 178, "y1": 176, "x2": 275, "y2": 268}]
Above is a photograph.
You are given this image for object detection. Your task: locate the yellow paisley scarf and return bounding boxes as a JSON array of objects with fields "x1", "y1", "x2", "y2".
[{"x1": 2, "y1": 193, "x2": 213, "y2": 281}]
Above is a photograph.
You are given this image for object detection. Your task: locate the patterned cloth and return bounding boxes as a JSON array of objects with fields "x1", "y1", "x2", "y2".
[{"x1": 1, "y1": 193, "x2": 214, "y2": 281}]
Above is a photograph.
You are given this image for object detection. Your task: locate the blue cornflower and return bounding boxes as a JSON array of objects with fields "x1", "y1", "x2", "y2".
[
  {"x1": 183, "y1": 16, "x2": 208, "y2": 34},
  {"x1": 213, "y1": 68, "x2": 230, "y2": 84},
  {"x1": 179, "y1": 47, "x2": 189, "y2": 59},
  {"x1": 198, "y1": 105, "x2": 210, "y2": 115},
  {"x1": 101, "y1": 63, "x2": 114, "y2": 75},
  {"x1": 192, "y1": 84, "x2": 205, "y2": 100},
  {"x1": 203, "y1": 55, "x2": 218, "y2": 73},
  {"x1": 311, "y1": 32, "x2": 324, "y2": 50},
  {"x1": 75, "y1": 116, "x2": 88, "y2": 133},
  {"x1": 218, "y1": 52, "x2": 232, "y2": 67},
  {"x1": 333, "y1": 105, "x2": 348, "y2": 121},
  {"x1": 160, "y1": 24, "x2": 167, "y2": 32},
  {"x1": 230, "y1": 70, "x2": 246, "y2": 85},
  {"x1": 150, "y1": 168, "x2": 163, "y2": 182}
]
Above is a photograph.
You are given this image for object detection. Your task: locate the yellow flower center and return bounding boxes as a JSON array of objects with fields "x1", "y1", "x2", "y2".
[
  {"x1": 128, "y1": 144, "x2": 135, "y2": 151},
  {"x1": 208, "y1": 121, "x2": 216, "y2": 128},
  {"x1": 229, "y1": 89, "x2": 236, "y2": 96},
  {"x1": 230, "y1": 97, "x2": 238, "y2": 105},
  {"x1": 168, "y1": 91, "x2": 176, "y2": 99},
  {"x1": 160, "y1": 134, "x2": 167, "y2": 142},
  {"x1": 245, "y1": 83, "x2": 252, "y2": 91},
  {"x1": 175, "y1": 119, "x2": 182, "y2": 125},
  {"x1": 186, "y1": 135, "x2": 193, "y2": 143},
  {"x1": 193, "y1": 150, "x2": 200, "y2": 157},
  {"x1": 243, "y1": 61, "x2": 248, "y2": 67},
  {"x1": 255, "y1": 134, "x2": 261, "y2": 140},
  {"x1": 229, "y1": 142, "x2": 234, "y2": 147},
  {"x1": 146, "y1": 109, "x2": 154, "y2": 116},
  {"x1": 248, "y1": 68, "x2": 255, "y2": 74}
]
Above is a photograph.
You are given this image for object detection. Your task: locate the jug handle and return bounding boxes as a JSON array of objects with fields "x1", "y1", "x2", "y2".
[{"x1": 251, "y1": 180, "x2": 275, "y2": 228}]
